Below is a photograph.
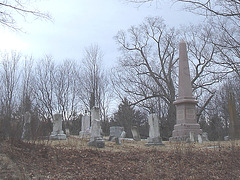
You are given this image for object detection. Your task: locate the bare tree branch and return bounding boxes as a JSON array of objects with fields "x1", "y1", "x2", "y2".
[{"x1": 0, "y1": 0, "x2": 51, "y2": 31}]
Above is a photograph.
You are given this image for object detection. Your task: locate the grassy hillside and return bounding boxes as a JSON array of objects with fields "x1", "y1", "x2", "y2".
[{"x1": 1, "y1": 137, "x2": 240, "y2": 179}]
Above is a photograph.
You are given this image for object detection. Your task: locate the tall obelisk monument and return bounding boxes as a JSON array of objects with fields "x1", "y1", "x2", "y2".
[{"x1": 171, "y1": 40, "x2": 202, "y2": 140}]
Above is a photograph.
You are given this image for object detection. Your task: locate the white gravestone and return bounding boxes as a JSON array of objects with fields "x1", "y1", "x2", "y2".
[
  {"x1": 131, "y1": 126, "x2": 141, "y2": 141},
  {"x1": 146, "y1": 113, "x2": 164, "y2": 146},
  {"x1": 50, "y1": 114, "x2": 66, "y2": 140},
  {"x1": 119, "y1": 130, "x2": 126, "y2": 144},
  {"x1": 65, "y1": 128, "x2": 70, "y2": 137},
  {"x1": 189, "y1": 132, "x2": 195, "y2": 142},
  {"x1": 88, "y1": 107, "x2": 105, "y2": 148},
  {"x1": 202, "y1": 132, "x2": 209, "y2": 141},
  {"x1": 79, "y1": 111, "x2": 91, "y2": 137},
  {"x1": 21, "y1": 112, "x2": 32, "y2": 140},
  {"x1": 90, "y1": 119, "x2": 102, "y2": 141},
  {"x1": 198, "y1": 134, "x2": 203, "y2": 144}
]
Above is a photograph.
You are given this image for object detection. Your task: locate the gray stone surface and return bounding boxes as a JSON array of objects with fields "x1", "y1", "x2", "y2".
[
  {"x1": 50, "y1": 114, "x2": 66, "y2": 140},
  {"x1": 88, "y1": 138, "x2": 105, "y2": 148},
  {"x1": 90, "y1": 118, "x2": 102, "y2": 141}
]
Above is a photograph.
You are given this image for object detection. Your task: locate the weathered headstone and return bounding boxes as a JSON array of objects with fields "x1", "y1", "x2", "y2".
[
  {"x1": 118, "y1": 130, "x2": 126, "y2": 144},
  {"x1": 198, "y1": 134, "x2": 203, "y2": 144},
  {"x1": 170, "y1": 40, "x2": 202, "y2": 141},
  {"x1": 146, "y1": 113, "x2": 164, "y2": 146},
  {"x1": 88, "y1": 107, "x2": 105, "y2": 148},
  {"x1": 79, "y1": 110, "x2": 91, "y2": 137},
  {"x1": 50, "y1": 114, "x2": 66, "y2": 140},
  {"x1": 120, "y1": 131, "x2": 126, "y2": 138},
  {"x1": 109, "y1": 126, "x2": 124, "y2": 140},
  {"x1": 21, "y1": 112, "x2": 32, "y2": 140},
  {"x1": 202, "y1": 132, "x2": 209, "y2": 141},
  {"x1": 224, "y1": 136, "x2": 229, "y2": 141},
  {"x1": 131, "y1": 126, "x2": 141, "y2": 141},
  {"x1": 90, "y1": 118, "x2": 102, "y2": 141},
  {"x1": 65, "y1": 128, "x2": 70, "y2": 137},
  {"x1": 109, "y1": 126, "x2": 125, "y2": 145},
  {"x1": 228, "y1": 91, "x2": 240, "y2": 140},
  {"x1": 189, "y1": 132, "x2": 195, "y2": 142}
]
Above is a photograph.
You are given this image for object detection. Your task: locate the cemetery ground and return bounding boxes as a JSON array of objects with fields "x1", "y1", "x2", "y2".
[{"x1": 1, "y1": 137, "x2": 240, "y2": 179}]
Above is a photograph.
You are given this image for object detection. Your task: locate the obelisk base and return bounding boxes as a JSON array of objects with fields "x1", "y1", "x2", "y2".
[
  {"x1": 170, "y1": 97, "x2": 202, "y2": 141},
  {"x1": 170, "y1": 123, "x2": 202, "y2": 141}
]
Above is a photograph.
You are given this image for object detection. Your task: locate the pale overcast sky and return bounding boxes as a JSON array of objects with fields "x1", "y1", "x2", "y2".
[{"x1": 0, "y1": 0, "x2": 203, "y2": 67}]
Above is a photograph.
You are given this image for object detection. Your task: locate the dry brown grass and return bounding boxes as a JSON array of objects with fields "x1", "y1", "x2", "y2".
[
  {"x1": 1, "y1": 137, "x2": 240, "y2": 179},
  {"x1": 35, "y1": 135, "x2": 240, "y2": 152}
]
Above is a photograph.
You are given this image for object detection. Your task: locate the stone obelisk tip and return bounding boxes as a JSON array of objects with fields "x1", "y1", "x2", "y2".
[
  {"x1": 180, "y1": 39, "x2": 185, "y2": 44},
  {"x1": 178, "y1": 39, "x2": 193, "y2": 98}
]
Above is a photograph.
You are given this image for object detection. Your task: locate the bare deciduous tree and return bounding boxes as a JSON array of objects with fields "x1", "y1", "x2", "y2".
[
  {"x1": 78, "y1": 44, "x2": 112, "y2": 130},
  {"x1": 114, "y1": 17, "x2": 179, "y2": 137},
  {"x1": 79, "y1": 45, "x2": 106, "y2": 109},
  {"x1": 127, "y1": 0, "x2": 240, "y2": 18},
  {"x1": 20, "y1": 56, "x2": 34, "y2": 113},
  {"x1": 33, "y1": 55, "x2": 55, "y2": 121},
  {"x1": 0, "y1": 51, "x2": 21, "y2": 138},
  {"x1": 0, "y1": 0, "x2": 51, "y2": 30},
  {"x1": 207, "y1": 19, "x2": 240, "y2": 78},
  {"x1": 54, "y1": 60, "x2": 81, "y2": 121},
  {"x1": 174, "y1": 0, "x2": 240, "y2": 17}
]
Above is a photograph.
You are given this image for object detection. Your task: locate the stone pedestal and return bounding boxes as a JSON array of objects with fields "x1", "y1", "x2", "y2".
[
  {"x1": 79, "y1": 111, "x2": 91, "y2": 137},
  {"x1": 170, "y1": 40, "x2": 202, "y2": 141},
  {"x1": 50, "y1": 114, "x2": 66, "y2": 140},
  {"x1": 146, "y1": 113, "x2": 164, "y2": 146}
]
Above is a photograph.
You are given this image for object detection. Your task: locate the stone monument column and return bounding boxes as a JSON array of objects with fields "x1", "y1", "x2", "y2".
[
  {"x1": 79, "y1": 110, "x2": 91, "y2": 137},
  {"x1": 21, "y1": 112, "x2": 32, "y2": 140},
  {"x1": 88, "y1": 106, "x2": 105, "y2": 148},
  {"x1": 170, "y1": 40, "x2": 202, "y2": 141}
]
